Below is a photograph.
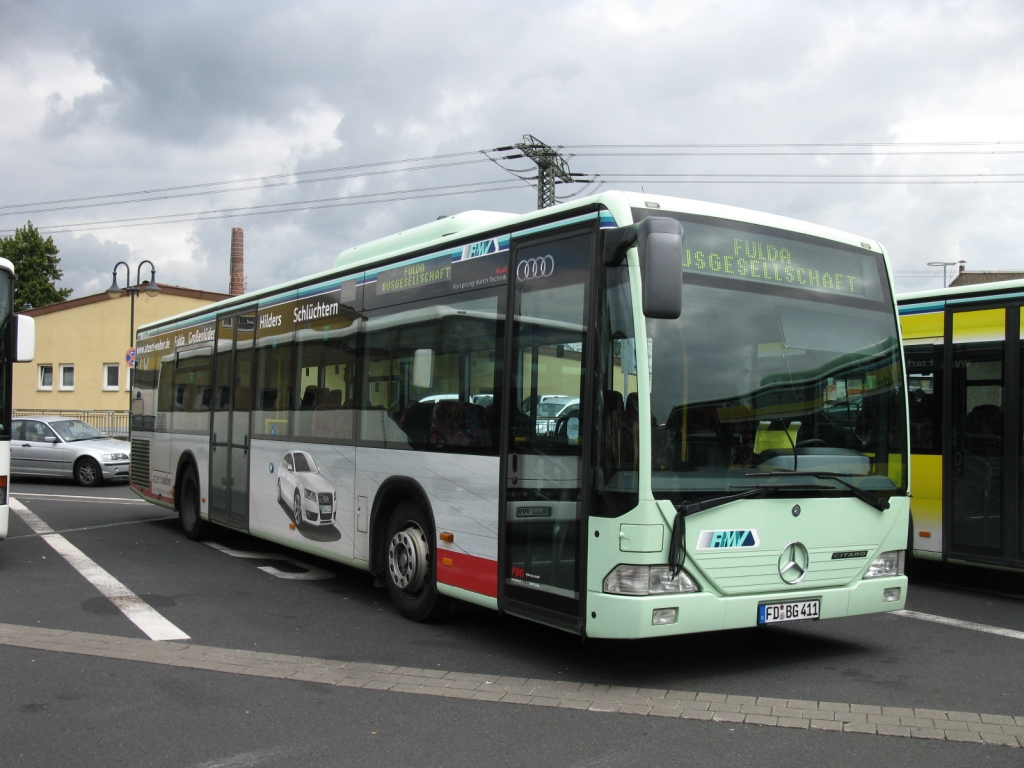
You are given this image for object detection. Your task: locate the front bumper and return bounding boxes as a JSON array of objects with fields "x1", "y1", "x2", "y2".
[
  {"x1": 585, "y1": 575, "x2": 908, "y2": 639},
  {"x1": 301, "y1": 501, "x2": 336, "y2": 525},
  {"x1": 102, "y1": 461, "x2": 130, "y2": 481}
]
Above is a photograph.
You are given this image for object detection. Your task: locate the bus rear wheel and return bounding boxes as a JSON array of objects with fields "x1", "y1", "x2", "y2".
[
  {"x1": 179, "y1": 465, "x2": 209, "y2": 541},
  {"x1": 384, "y1": 500, "x2": 450, "y2": 622}
]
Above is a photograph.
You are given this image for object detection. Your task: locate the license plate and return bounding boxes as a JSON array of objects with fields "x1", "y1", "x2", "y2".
[{"x1": 758, "y1": 599, "x2": 820, "y2": 625}]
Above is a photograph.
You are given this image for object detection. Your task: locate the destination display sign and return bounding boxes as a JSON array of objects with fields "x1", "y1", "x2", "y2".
[
  {"x1": 364, "y1": 243, "x2": 510, "y2": 310},
  {"x1": 135, "y1": 320, "x2": 216, "y2": 371},
  {"x1": 256, "y1": 279, "x2": 359, "y2": 341},
  {"x1": 639, "y1": 214, "x2": 884, "y2": 302},
  {"x1": 377, "y1": 255, "x2": 452, "y2": 296}
]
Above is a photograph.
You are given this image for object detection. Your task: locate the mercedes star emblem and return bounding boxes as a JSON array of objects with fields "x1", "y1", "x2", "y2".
[{"x1": 778, "y1": 541, "x2": 809, "y2": 584}]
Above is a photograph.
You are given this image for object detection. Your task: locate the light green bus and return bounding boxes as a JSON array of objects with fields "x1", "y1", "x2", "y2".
[{"x1": 131, "y1": 191, "x2": 909, "y2": 638}]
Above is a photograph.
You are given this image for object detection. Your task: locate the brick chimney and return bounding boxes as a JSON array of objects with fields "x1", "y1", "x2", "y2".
[{"x1": 229, "y1": 227, "x2": 244, "y2": 296}]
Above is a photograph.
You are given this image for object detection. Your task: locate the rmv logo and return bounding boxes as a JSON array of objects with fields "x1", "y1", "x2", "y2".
[{"x1": 697, "y1": 529, "x2": 760, "y2": 550}]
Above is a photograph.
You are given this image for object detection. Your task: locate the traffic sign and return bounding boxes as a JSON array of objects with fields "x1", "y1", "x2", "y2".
[{"x1": 126, "y1": 347, "x2": 136, "y2": 368}]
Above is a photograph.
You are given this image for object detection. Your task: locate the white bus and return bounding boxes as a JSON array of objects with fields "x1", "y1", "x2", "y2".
[
  {"x1": 131, "y1": 191, "x2": 910, "y2": 637},
  {"x1": 0, "y1": 257, "x2": 36, "y2": 540}
]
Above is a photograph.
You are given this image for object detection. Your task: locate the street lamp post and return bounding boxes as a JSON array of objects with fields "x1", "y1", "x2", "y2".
[
  {"x1": 107, "y1": 260, "x2": 161, "y2": 416},
  {"x1": 928, "y1": 259, "x2": 967, "y2": 287}
]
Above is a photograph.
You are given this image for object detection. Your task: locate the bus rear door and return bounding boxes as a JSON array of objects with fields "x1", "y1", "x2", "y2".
[{"x1": 209, "y1": 310, "x2": 255, "y2": 531}]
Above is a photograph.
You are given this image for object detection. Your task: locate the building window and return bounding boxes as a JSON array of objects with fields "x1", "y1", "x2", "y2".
[
  {"x1": 38, "y1": 365, "x2": 53, "y2": 390},
  {"x1": 59, "y1": 364, "x2": 75, "y2": 391},
  {"x1": 104, "y1": 363, "x2": 120, "y2": 391}
]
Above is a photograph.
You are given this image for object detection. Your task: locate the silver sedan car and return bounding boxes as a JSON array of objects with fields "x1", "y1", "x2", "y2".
[{"x1": 11, "y1": 416, "x2": 130, "y2": 486}]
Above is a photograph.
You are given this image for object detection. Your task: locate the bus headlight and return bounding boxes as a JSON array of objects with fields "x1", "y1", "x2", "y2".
[
  {"x1": 862, "y1": 550, "x2": 905, "y2": 579},
  {"x1": 603, "y1": 565, "x2": 700, "y2": 595}
]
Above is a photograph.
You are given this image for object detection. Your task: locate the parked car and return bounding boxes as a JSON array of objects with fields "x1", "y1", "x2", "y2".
[
  {"x1": 277, "y1": 450, "x2": 337, "y2": 527},
  {"x1": 534, "y1": 396, "x2": 580, "y2": 435},
  {"x1": 10, "y1": 416, "x2": 130, "y2": 486}
]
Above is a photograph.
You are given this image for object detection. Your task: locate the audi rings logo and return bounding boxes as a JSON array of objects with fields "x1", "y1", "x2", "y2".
[{"x1": 517, "y1": 255, "x2": 555, "y2": 281}]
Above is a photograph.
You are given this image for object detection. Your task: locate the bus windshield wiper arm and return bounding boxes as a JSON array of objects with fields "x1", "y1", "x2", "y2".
[
  {"x1": 677, "y1": 487, "x2": 767, "y2": 515},
  {"x1": 669, "y1": 487, "x2": 784, "y2": 576},
  {"x1": 746, "y1": 471, "x2": 890, "y2": 512}
]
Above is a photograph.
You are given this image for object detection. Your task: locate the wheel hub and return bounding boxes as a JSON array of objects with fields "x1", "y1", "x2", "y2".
[{"x1": 388, "y1": 525, "x2": 429, "y2": 592}]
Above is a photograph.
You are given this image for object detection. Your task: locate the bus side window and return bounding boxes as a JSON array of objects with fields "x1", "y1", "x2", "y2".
[
  {"x1": 254, "y1": 343, "x2": 295, "y2": 439},
  {"x1": 594, "y1": 265, "x2": 639, "y2": 515},
  {"x1": 905, "y1": 344, "x2": 942, "y2": 455},
  {"x1": 359, "y1": 291, "x2": 500, "y2": 453},
  {"x1": 156, "y1": 357, "x2": 175, "y2": 432}
]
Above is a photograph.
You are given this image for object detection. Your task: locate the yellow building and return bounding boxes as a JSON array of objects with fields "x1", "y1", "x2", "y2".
[{"x1": 14, "y1": 285, "x2": 230, "y2": 432}]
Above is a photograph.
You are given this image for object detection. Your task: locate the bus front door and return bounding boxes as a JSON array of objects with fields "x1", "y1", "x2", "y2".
[
  {"x1": 500, "y1": 228, "x2": 595, "y2": 632},
  {"x1": 209, "y1": 311, "x2": 255, "y2": 531},
  {"x1": 945, "y1": 307, "x2": 1019, "y2": 563}
]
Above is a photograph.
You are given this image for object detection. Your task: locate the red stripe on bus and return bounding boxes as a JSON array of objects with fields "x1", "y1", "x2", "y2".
[{"x1": 436, "y1": 549, "x2": 497, "y2": 598}]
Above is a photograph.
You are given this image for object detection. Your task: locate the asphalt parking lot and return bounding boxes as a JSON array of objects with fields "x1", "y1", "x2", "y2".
[{"x1": 2, "y1": 479, "x2": 1024, "y2": 767}]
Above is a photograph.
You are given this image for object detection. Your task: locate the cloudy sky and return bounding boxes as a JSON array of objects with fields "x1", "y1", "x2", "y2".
[{"x1": 1, "y1": 0, "x2": 1022, "y2": 299}]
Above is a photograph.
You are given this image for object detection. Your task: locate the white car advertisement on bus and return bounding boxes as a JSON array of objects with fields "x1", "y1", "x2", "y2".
[{"x1": 277, "y1": 450, "x2": 337, "y2": 527}]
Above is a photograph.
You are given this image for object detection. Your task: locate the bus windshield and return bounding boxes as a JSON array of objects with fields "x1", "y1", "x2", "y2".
[{"x1": 642, "y1": 213, "x2": 907, "y2": 500}]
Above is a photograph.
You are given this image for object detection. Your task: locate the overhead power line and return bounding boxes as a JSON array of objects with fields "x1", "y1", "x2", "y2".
[
  {"x1": 562, "y1": 140, "x2": 1024, "y2": 148},
  {"x1": 7, "y1": 137, "x2": 1024, "y2": 235},
  {"x1": 569, "y1": 149, "x2": 1024, "y2": 157},
  {"x1": 0, "y1": 150, "x2": 486, "y2": 213},
  {"x1": 0, "y1": 158, "x2": 493, "y2": 219},
  {"x1": 4, "y1": 178, "x2": 529, "y2": 236},
  {"x1": 589, "y1": 174, "x2": 1024, "y2": 184}
]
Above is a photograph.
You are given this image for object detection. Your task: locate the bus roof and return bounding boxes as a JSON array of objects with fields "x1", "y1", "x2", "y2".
[
  {"x1": 138, "y1": 190, "x2": 886, "y2": 335},
  {"x1": 897, "y1": 278, "x2": 1024, "y2": 310},
  {"x1": 0, "y1": 257, "x2": 14, "y2": 275}
]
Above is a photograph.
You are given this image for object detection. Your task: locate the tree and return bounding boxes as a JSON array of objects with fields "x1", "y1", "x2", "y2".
[{"x1": 0, "y1": 221, "x2": 72, "y2": 311}]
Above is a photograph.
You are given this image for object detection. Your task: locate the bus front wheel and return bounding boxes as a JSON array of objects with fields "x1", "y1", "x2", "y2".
[{"x1": 384, "y1": 500, "x2": 450, "y2": 622}]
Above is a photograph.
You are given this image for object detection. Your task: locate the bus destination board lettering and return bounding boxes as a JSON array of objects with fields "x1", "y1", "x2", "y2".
[
  {"x1": 377, "y1": 255, "x2": 452, "y2": 296},
  {"x1": 639, "y1": 214, "x2": 884, "y2": 302}
]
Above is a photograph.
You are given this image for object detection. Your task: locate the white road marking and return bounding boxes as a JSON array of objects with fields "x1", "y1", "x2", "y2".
[
  {"x1": 13, "y1": 492, "x2": 146, "y2": 504},
  {"x1": 5, "y1": 514, "x2": 177, "y2": 539},
  {"x1": 205, "y1": 541, "x2": 335, "y2": 580},
  {"x1": 10, "y1": 499, "x2": 189, "y2": 641},
  {"x1": 894, "y1": 609, "x2": 1024, "y2": 641}
]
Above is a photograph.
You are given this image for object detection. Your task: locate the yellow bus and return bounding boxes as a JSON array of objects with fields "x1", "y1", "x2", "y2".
[{"x1": 899, "y1": 279, "x2": 1024, "y2": 569}]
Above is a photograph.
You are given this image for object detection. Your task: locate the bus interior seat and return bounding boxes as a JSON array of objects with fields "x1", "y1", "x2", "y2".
[
  {"x1": 300, "y1": 385, "x2": 318, "y2": 410},
  {"x1": 965, "y1": 404, "x2": 1003, "y2": 456},
  {"x1": 431, "y1": 400, "x2": 490, "y2": 448},
  {"x1": 399, "y1": 401, "x2": 436, "y2": 448}
]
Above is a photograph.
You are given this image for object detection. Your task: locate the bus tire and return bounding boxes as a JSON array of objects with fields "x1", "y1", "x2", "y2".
[
  {"x1": 74, "y1": 457, "x2": 102, "y2": 487},
  {"x1": 383, "y1": 500, "x2": 450, "y2": 622},
  {"x1": 179, "y1": 464, "x2": 209, "y2": 541}
]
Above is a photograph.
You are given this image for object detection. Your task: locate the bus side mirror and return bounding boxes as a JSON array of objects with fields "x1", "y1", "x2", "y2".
[
  {"x1": 14, "y1": 314, "x2": 35, "y2": 362},
  {"x1": 637, "y1": 217, "x2": 683, "y2": 320}
]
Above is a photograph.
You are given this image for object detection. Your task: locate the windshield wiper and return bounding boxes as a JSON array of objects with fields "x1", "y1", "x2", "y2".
[
  {"x1": 668, "y1": 486, "x2": 797, "y2": 575},
  {"x1": 746, "y1": 471, "x2": 890, "y2": 512}
]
